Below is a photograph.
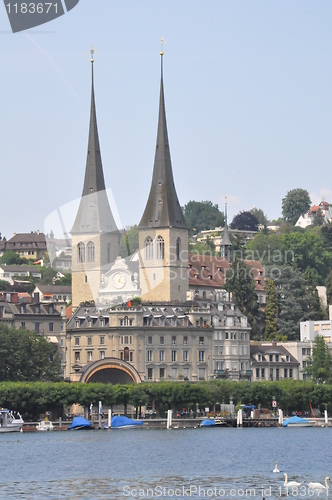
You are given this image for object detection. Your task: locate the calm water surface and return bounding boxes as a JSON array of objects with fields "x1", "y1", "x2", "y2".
[{"x1": 1, "y1": 427, "x2": 331, "y2": 499}]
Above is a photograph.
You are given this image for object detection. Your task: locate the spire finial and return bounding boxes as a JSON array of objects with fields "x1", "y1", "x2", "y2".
[
  {"x1": 90, "y1": 46, "x2": 96, "y2": 63},
  {"x1": 160, "y1": 37, "x2": 165, "y2": 56}
]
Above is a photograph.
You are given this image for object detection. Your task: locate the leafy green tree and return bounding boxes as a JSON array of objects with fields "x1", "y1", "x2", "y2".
[
  {"x1": 189, "y1": 237, "x2": 216, "y2": 255},
  {"x1": 225, "y1": 259, "x2": 260, "y2": 338},
  {"x1": 321, "y1": 221, "x2": 332, "y2": 253},
  {"x1": 0, "y1": 325, "x2": 61, "y2": 382},
  {"x1": 265, "y1": 279, "x2": 278, "y2": 340},
  {"x1": 183, "y1": 200, "x2": 224, "y2": 235},
  {"x1": 230, "y1": 211, "x2": 259, "y2": 232},
  {"x1": 0, "y1": 251, "x2": 29, "y2": 265},
  {"x1": 250, "y1": 207, "x2": 269, "y2": 227},
  {"x1": 326, "y1": 270, "x2": 332, "y2": 307},
  {"x1": 304, "y1": 336, "x2": 332, "y2": 383},
  {"x1": 313, "y1": 208, "x2": 324, "y2": 227},
  {"x1": 0, "y1": 280, "x2": 10, "y2": 290},
  {"x1": 273, "y1": 265, "x2": 317, "y2": 340},
  {"x1": 56, "y1": 274, "x2": 72, "y2": 286},
  {"x1": 40, "y1": 267, "x2": 58, "y2": 285},
  {"x1": 119, "y1": 225, "x2": 139, "y2": 258},
  {"x1": 282, "y1": 188, "x2": 311, "y2": 225}
]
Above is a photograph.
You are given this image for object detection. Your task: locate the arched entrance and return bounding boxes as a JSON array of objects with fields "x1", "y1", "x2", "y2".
[{"x1": 79, "y1": 357, "x2": 142, "y2": 384}]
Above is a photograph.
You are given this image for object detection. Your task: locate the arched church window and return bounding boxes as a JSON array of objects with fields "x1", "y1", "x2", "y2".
[
  {"x1": 156, "y1": 236, "x2": 165, "y2": 259},
  {"x1": 107, "y1": 243, "x2": 112, "y2": 263},
  {"x1": 176, "y1": 237, "x2": 181, "y2": 260},
  {"x1": 78, "y1": 242, "x2": 85, "y2": 263},
  {"x1": 124, "y1": 316, "x2": 129, "y2": 326},
  {"x1": 145, "y1": 236, "x2": 153, "y2": 260},
  {"x1": 87, "y1": 241, "x2": 95, "y2": 263}
]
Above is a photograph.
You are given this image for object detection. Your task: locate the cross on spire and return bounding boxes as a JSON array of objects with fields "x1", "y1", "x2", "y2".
[
  {"x1": 160, "y1": 37, "x2": 165, "y2": 56},
  {"x1": 90, "y1": 46, "x2": 96, "y2": 63}
]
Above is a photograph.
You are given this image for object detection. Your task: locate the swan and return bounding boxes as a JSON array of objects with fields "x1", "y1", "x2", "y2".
[
  {"x1": 308, "y1": 477, "x2": 330, "y2": 490},
  {"x1": 273, "y1": 462, "x2": 280, "y2": 473},
  {"x1": 283, "y1": 473, "x2": 303, "y2": 487}
]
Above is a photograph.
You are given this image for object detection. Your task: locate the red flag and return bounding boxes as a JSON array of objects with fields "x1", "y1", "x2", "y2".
[{"x1": 128, "y1": 299, "x2": 132, "y2": 308}]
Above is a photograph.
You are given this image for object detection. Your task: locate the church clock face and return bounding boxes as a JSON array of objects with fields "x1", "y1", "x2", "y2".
[{"x1": 113, "y1": 272, "x2": 126, "y2": 289}]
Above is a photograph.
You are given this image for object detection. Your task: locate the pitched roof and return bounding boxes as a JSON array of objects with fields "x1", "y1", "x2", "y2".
[
  {"x1": 35, "y1": 285, "x2": 72, "y2": 294},
  {"x1": 71, "y1": 63, "x2": 118, "y2": 235},
  {"x1": 0, "y1": 265, "x2": 42, "y2": 273},
  {"x1": 139, "y1": 56, "x2": 188, "y2": 230}
]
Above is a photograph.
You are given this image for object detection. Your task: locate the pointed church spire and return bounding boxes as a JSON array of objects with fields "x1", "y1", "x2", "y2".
[
  {"x1": 139, "y1": 45, "x2": 188, "y2": 229},
  {"x1": 72, "y1": 50, "x2": 118, "y2": 234}
]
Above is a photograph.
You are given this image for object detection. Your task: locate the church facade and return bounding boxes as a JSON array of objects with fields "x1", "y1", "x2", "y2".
[{"x1": 66, "y1": 51, "x2": 252, "y2": 383}]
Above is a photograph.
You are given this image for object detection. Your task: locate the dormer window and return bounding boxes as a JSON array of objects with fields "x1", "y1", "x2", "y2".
[
  {"x1": 258, "y1": 354, "x2": 262, "y2": 362},
  {"x1": 35, "y1": 306, "x2": 39, "y2": 314}
]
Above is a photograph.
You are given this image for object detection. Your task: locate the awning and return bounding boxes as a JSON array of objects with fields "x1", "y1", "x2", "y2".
[{"x1": 47, "y1": 336, "x2": 59, "y2": 344}]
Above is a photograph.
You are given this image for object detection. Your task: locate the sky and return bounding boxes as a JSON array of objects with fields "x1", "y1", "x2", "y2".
[{"x1": 2, "y1": 1, "x2": 332, "y2": 238}]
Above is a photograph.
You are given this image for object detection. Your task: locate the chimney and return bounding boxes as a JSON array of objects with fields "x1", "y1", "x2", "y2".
[
  {"x1": 33, "y1": 292, "x2": 40, "y2": 303},
  {"x1": 37, "y1": 230, "x2": 40, "y2": 235},
  {"x1": 272, "y1": 339, "x2": 277, "y2": 346}
]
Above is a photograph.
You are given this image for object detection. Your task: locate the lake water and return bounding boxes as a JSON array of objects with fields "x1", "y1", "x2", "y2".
[{"x1": 1, "y1": 427, "x2": 331, "y2": 499}]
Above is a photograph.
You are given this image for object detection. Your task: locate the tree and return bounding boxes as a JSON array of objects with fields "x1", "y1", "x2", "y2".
[
  {"x1": 282, "y1": 188, "x2": 311, "y2": 225},
  {"x1": 225, "y1": 259, "x2": 260, "y2": 338},
  {"x1": 230, "y1": 211, "x2": 259, "y2": 232},
  {"x1": 56, "y1": 274, "x2": 72, "y2": 286},
  {"x1": 304, "y1": 335, "x2": 332, "y2": 383},
  {"x1": 0, "y1": 324, "x2": 61, "y2": 382},
  {"x1": 188, "y1": 237, "x2": 216, "y2": 255},
  {"x1": 326, "y1": 270, "x2": 332, "y2": 307},
  {"x1": 119, "y1": 225, "x2": 139, "y2": 258},
  {"x1": 183, "y1": 200, "x2": 224, "y2": 235},
  {"x1": 250, "y1": 208, "x2": 269, "y2": 227},
  {"x1": 313, "y1": 208, "x2": 324, "y2": 227},
  {"x1": 0, "y1": 251, "x2": 29, "y2": 265},
  {"x1": 0, "y1": 280, "x2": 10, "y2": 290},
  {"x1": 265, "y1": 279, "x2": 278, "y2": 340},
  {"x1": 304, "y1": 266, "x2": 325, "y2": 318}
]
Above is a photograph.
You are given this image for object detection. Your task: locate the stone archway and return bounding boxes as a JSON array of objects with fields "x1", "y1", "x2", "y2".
[{"x1": 79, "y1": 357, "x2": 142, "y2": 384}]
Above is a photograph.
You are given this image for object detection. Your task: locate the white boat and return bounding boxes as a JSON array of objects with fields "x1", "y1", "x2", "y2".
[
  {"x1": 36, "y1": 420, "x2": 54, "y2": 431},
  {"x1": 0, "y1": 409, "x2": 24, "y2": 433}
]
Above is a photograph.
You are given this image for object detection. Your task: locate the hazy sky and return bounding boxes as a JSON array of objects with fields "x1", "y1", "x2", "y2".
[{"x1": 2, "y1": 1, "x2": 332, "y2": 238}]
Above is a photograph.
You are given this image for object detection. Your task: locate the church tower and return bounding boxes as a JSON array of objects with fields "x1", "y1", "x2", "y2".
[
  {"x1": 220, "y1": 197, "x2": 232, "y2": 262},
  {"x1": 138, "y1": 45, "x2": 189, "y2": 303},
  {"x1": 71, "y1": 49, "x2": 119, "y2": 309}
]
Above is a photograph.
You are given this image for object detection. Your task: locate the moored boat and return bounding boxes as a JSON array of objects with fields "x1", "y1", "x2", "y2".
[
  {"x1": 200, "y1": 418, "x2": 228, "y2": 428},
  {"x1": 283, "y1": 416, "x2": 315, "y2": 427},
  {"x1": 104, "y1": 416, "x2": 143, "y2": 429},
  {"x1": 0, "y1": 409, "x2": 24, "y2": 433},
  {"x1": 68, "y1": 416, "x2": 93, "y2": 430},
  {"x1": 36, "y1": 420, "x2": 54, "y2": 431}
]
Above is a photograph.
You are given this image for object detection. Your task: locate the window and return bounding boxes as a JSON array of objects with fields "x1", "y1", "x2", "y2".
[
  {"x1": 87, "y1": 241, "x2": 95, "y2": 263},
  {"x1": 239, "y1": 345, "x2": 243, "y2": 355},
  {"x1": 78, "y1": 242, "x2": 85, "y2": 263},
  {"x1": 160, "y1": 336, "x2": 164, "y2": 345},
  {"x1": 276, "y1": 368, "x2": 279, "y2": 380},
  {"x1": 75, "y1": 352, "x2": 80, "y2": 363},
  {"x1": 75, "y1": 337, "x2": 80, "y2": 346},
  {"x1": 159, "y1": 350, "x2": 164, "y2": 362},
  {"x1": 100, "y1": 336, "x2": 105, "y2": 345},
  {"x1": 100, "y1": 318, "x2": 105, "y2": 327},
  {"x1": 244, "y1": 345, "x2": 247, "y2": 355},
  {"x1": 232, "y1": 361, "x2": 237, "y2": 371},
  {"x1": 172, "y1": 368, "x2": 177, "y2": 379},
  {"x1": 147, "y1": 350, "x2": 152, "y2": 362},
  {"x1": 256, "y1": 368, "x2": 260, "y2": 378},
  {"x1": 269, "y1": 355, "x2": 273, "y2": 362},
  {"x1": 275, "y1": 355, "x2": 279, "y2": 362},
  {"x1": 159, "y1": 368, "x2": 165, "y2": 379},
  {"x1": 284, "y1": 369, "x2": 288, "y2": 378},
  {"x1": 214, "y1": 345, "x2": 218, "y2": 355},
  {"x1": 120, "y1": 336, "x2": 124, "y2": 345},
  {"x1": 100, "y1": 351, "x2": 105, "y2": 360},
  {"x1": 124, "y1": 335, "x2": 129, "y2": 344},
  {"x1": 171, "y1": 350, "x2": 176, "y2": 362},
  {"x1": 286, "y1": 355, "x2": 290, "y2": 362},
  {"x1": 35, "y1": 322, "x2": 40, "y2": 332},
  {"x1": 183, "y1": 336, "x2": 188, "y2": 345},
  {"x1": 148, "y1": 368, "x2": 153, "y2": 380},
  {"x1": 60, "y1": 338, "x2": 64, "y2": 347},
  {"x1": 289, "y1": 369, "x2": 293, "y2": 378},
  {"x1": 35, "y1": 306, "x2": 40, "y2": 314},
  {"x1": 199, "y1": 337, "x2": 204, "y2": 345},
  {"x1": 258, "y1": 354, "x2": 262, "y2": 362},
  {"x1": 124, "y1": 317, "x2": 129, "y2": 327},
  {"x1": 87, "y1": 337, "x2": 92, "y2": 346},
  {"x1": 172, "y1": 336, "x2": 176, "y2": 345},
  {"x1": 231, "y1": 345, "x2": 236, "y2": 355},
  {"x1": 183, "y1": 350, "x2": 188, "y2": 362},
  {"x1": 75, "y1": 320, "x2": 80, "y2": 328},
  {"x1": 87, "y1": 351, "x2": 93, "y2": 362},
  {"x1": 270, "y1": 368, "x2": 273, "y2": 381},
  {"x1": 88, "y1": 320, "x2": 92, "y2": 328},
  {"x1": 199, "y1": 351, "x2": 205, "y2": 362},
  {"x1": 176, "y1": 237, "x2": 180, "y2": 260},
  {"x1": 261, "y1": 368, "x2": 265, "y2": 379},
  {"x1": 49, "y1": 306, "x2": 54, "y2": 314},
  {"x1": 20, "y1": 322, "x2": 25, "y2": 328},
  {"x1": 130, "y1": 336, "x2": 132, "y2": 344},
  {"x1": 183, "y1": 368, "x2": 189, "y2": 379},
  {"x1": 145, "y1": 237, "x2": 153, "y2": 260},
  {"x1": 60, "y1": 306, "x2": 64, "y2": 315},
  {"x1": 225, "y1": 332, "x2": 229, "y2": 340},
  {"x1": 225, "y1": 345, "x2": 229, "y2": 355},
  {"x1": 130, "y1": 352, "x2": 133, "y2": 362},
  {"x1": 148, "y1": 336, "x2": 153, "y2": 345},
  {"x1": 156, "y1": 235, "x2": 165, "y2": 259},
  {"x1": 199, "y1": 368, "x2": 205, "y2": 380}
]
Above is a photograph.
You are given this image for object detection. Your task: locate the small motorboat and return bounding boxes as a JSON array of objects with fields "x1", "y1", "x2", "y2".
[
  {"x1": 68, "y1": 416, "x2": 93, "y2": 430},
  {"x1": 0, "y1": 409, "x2": 24, "y2": 433},
  {"x1": 283, "y1": 416, "x2": 315, "y2": 427},
  {"x1": 200, "y1": 418, "x2": 228, "y2": 427},
  {"x1": 104, "y1": 416, "x2": 143, "y2": 429},
  {"x1": 36, "y1": 420, "x2": 54, "y2": 431}
]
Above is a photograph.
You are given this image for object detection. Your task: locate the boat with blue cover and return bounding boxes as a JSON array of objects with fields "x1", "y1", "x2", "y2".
[
  {"x1": 200, "y1": 418, "x2": 228, "y2": 427},
  {"x1": 283, "y1": 416, "x2": 314, "y2": 427},
  {"x1": 104, "y1": 416, "x2": 143, "y2": 429},
  {"x1": 68, "y1": 416, "x2": 93, "y2": 430}
]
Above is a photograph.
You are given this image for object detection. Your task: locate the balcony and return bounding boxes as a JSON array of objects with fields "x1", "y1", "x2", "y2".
[
  {"x1": 214, "y1": 369, "x2": 228, "y2": 378},
  {"x1": 240, "y1": 370, "x2": 253, "y2": 377}
]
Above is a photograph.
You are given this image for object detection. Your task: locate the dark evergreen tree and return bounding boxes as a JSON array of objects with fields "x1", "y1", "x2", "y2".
[
  {"x1": 230, "y1": 211, "x2": 259, "y2": 232},
  {"x1": 326, "y1": 270, "x2": 332, "y2": 307},
  {"x1": 304, "y1": 266, "x2": 325, "y2": 319},
  {"x1": 304, "y1": 335, "x2": 332, "y2": 383},
  {"x1": 265, "y1": 279, "x2": 278, "y2": 340}
]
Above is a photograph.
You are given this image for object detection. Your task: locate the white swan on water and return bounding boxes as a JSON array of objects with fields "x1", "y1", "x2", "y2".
[
  {"x1": 283, "y1": 473, "x2": 303, "y2": 487},
  {"x1": 308, "y1": 477, "x2": 330, "y2": 490},
  {"x1": 273, "y1": 462, "x2": 280, "y2": 473}
]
